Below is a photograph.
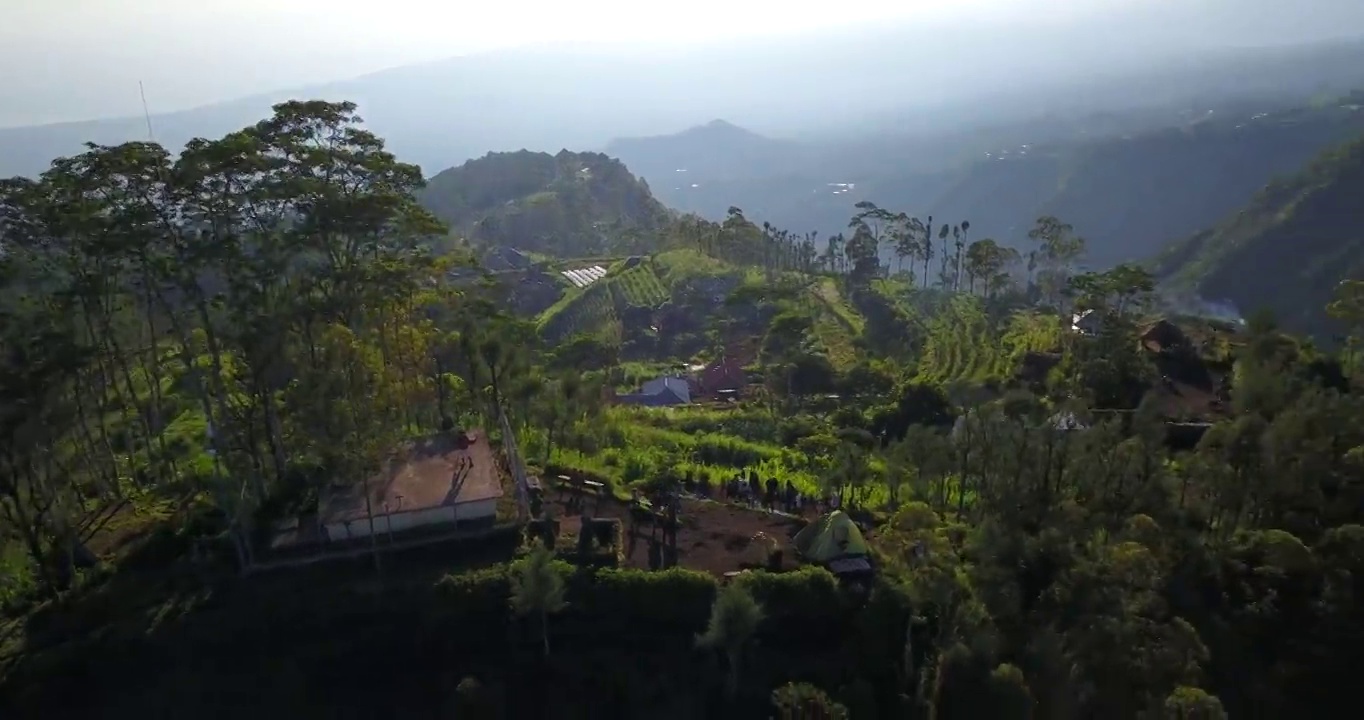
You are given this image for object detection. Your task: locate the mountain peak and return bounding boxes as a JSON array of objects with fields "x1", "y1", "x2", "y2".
[
  {"x1": 605, "y1": 119, "x2": 773, "y2": 150},
  {"x1": 688, "y1": 119, "x2": 756, "y2": 137},
  {"x1": 702, "y1": 118, "x2": 740, "y2": 130}
]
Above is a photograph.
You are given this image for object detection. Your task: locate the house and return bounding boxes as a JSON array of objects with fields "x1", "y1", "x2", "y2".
[
  {"x1": 1071, "y1": 309, "x2": 1103, "y2": 335},
  {"x1": 641, "y1": 376, "x2": 690, "y2": 398},
  {"x1": 698, "y1": 356, "x2": 747, "y2": 396},
  {"x1": 318, "y1": 431, "x2": 503, "y2": 541},
  {"x1": 617, "y1": 376, "x2": 691, "y2": 406},
  {"x1": 1140, "y1": 319, "x2": 1189, "y2": 354}
]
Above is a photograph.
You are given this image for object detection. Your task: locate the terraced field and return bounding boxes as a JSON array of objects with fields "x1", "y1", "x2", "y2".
[
  {"x1": 796, "y1": 278, "x2": 865, "y2": 370},
  {"x1": 535, "y1": 248, "x2": 883, "y2": 365},
  {"x1": 535, "y1": 249, "x2": 754, "y2": 344},
  {"x1": 916, "y1": 295, "x2": 1063, "y2": 384},
  {"x1": 650, "y1": 248, "x2": 734, "y2": 285},
  {"x1": 538, "y1": 280, "x2": 618, "y2": 341},
  {"x1": 613, "y1": 265, "x2": 669, "y2": 306},
  {"x1": 537, "y1": 262, "x2": 676, "y2": 343}
]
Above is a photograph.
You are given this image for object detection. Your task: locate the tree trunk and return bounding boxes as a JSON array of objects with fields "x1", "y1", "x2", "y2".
[
  {"x1": 541, "y1": 609, "x2": 552, "y2": 657},
  {"x1": 257, "y1": 375, "x2": 289, "y2": 486},
  {"x1": 0, "y1": 453, "x2": 60, "y2": 597},
  {"x1": 726, "y1": 646, "x2": 742, "y2": 699}
]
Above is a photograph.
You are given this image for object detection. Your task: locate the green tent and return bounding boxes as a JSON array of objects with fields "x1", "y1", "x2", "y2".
[{"x1": 792, "y1": 511, "x2": 869, "y2": 564}]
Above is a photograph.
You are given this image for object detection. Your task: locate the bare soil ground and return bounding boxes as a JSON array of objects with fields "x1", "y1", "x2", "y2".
[{"x1": 545, "y1": 490, "x2": 812, "y2": 576}]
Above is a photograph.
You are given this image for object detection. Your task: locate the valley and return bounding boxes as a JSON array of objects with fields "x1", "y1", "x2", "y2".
[
  {"x1": 611, "y1": 95, "x2": 1364, "y2": 268},
  {"x1": 3, "y1": 14, "x2": 1364, "y2": 720}
]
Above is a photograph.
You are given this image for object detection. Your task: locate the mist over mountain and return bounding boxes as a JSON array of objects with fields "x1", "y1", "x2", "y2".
[
  {"x1": 3, "y1": 1, "x2": 1363, "y2": 180},
  {"x1": 608, "y1": 91, "x2": 1364, "y2": 268}
]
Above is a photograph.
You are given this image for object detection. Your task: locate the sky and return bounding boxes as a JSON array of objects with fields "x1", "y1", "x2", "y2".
[
  {"x1": 2, "y1": 0, "x2": 1361, "y2": 129},
  {"x1": 0, "y1": 0, "x2": 1135, "y2": 127}
]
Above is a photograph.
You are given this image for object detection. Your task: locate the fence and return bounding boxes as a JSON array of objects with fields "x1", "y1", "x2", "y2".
[{"x1": 497, "y1": 407, "x2": 533, "y2": 523}]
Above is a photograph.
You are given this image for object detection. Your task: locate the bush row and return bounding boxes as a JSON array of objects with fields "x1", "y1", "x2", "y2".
[{"x1": 430, "y1": 563, "x2": 854, "y2": 638}]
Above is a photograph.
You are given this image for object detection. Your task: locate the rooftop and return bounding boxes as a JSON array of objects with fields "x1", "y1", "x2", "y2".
[{"x1": 319, "y1": 431, "x2": 503, "y2": 525}]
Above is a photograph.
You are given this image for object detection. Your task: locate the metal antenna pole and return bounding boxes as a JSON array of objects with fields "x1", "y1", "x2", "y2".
[{"x1": 139, "y1": 81, "x2": 155, "y2": 141}]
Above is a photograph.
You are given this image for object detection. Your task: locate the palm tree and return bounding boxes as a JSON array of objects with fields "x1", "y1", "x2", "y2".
[
  {"x1": 509, "y1": 544, "x2": 567, "y2": 657},
  {"x1": 697, "y1": 582, "x2": 765, "y2": 699}
]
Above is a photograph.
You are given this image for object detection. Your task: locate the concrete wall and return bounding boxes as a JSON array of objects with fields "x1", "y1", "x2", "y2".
[{"x1": 324, "y1": 498, "x2": 498, "y2": 541}]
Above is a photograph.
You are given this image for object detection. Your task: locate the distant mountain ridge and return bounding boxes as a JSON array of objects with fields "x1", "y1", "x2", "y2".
[
  {"x1": 615, "y1": 96, "x2": 1364, "y2": 270},
  {"x1": 1154, "y1": 128, "x2": 1364, "y2": 340},
  {"x1": 911, "y1": 99, "x2": 1364, "y2": 267},
  {"x1": 417, "y1": 150, "x2": 670, "y2": 257},
  {"x1": 4, "y1": 31, "x2": 1364, "y2": 181}
]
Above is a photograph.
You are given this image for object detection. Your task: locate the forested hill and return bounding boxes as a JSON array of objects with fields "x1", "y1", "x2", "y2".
[
  {"x1": 1154, "y1": 129, "x2": 1364, "y2": 339},
  {"x1": 916, "y1": 100, "x2": 1364, "y2": 268},
  {"x1": 604, "y1": 120, "x2": 806, "y2": 185},
  {"x1": 417, "y1": 150, "x2": 671, "y2": 257}
]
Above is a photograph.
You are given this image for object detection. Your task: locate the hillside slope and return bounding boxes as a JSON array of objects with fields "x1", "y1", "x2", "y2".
[
  {"x1": 1155, "y1": 130, "x2": 1364, "y2": 338},
  {"x1": 929, "y1": 101, "x2": 1364, "y2": 268},
  {"x1": 534, "y1": 250, "x2": 875, "y2": 370},
  {"x1": 536, "y1": 250, "x2": 740, "y2": 343},
  {"x1": 418, "y1": 150, "x2": 671, "y2": 257}
]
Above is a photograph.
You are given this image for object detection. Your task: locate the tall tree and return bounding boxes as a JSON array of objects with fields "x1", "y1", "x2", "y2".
[
  {"x1": 510, "y1": 544, "x2": 567, "y2": 657},
  {"x1": 697, "y1": 582, "x2": 765, "y2": 699}
]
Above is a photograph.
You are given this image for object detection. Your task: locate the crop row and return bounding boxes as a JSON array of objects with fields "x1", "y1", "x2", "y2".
[{"x1": 916, "y1": 295, "x2": 1067, "y2": 385}]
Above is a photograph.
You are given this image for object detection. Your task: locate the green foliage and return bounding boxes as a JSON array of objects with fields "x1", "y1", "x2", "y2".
[
  {"x1": 433, "y1": 563, "x2": 853, "y2": 650},
  {"x1": 537, "y1": 250, "x2": 743, "y2": 348},
  {"x1": 551, "y1": 407, "x2": 831, "y2": 499},
  {"x1": 418, "y1": 150, "x2": 670, "y2": 257},
  {"x1": 1163, "y1": 686, "x2": 1228, "y2": 720},
  {"x1": 537, "y1": 275, "x2": 621, "y2": 341},
  {"x1": 698, "y1": 581, "x2": 766, "y2": 698},
  {"x1": 585, "y1": 566, "x2": 718, "y2": 628},
  {"x1": 916, "y1": 296, "x2": 1061, "y2": 385},
  {"x1": 509, "y1": 545, "x2": 568, "y2": 618},
  {"x1": 733, "y1": 565, "x2": 841, "y2": 627},
  {"x1": 435, "y1": 564, "x2": 514, "y2": 617},
  {"x1": 772, "y1": 682, "x2": 851, "y2": 720},
  {"x1": 509, "y1": 545, "x2": 568, "y2": 655}
]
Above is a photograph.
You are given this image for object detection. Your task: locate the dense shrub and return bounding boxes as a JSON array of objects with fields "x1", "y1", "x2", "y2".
[
  {"x1": 772, "y1": 682, "x2": 851, "y2": 719},
  {"x1": 426, "y1": 562, "x2": 859, "y2": 639},
  {"x1": 434, "y1": 564, "x2": 515, "y2": 619},
  {"x1": 585, "y1": 567, "x2": 718, "y2": 629},
  {"x1": 735, "y1": 566, "x2": 843, "y2": 631}
]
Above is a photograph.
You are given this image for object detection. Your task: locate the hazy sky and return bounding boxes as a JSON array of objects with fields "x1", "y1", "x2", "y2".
[
  {"x1": 2, "y1": 0, "x2": 1360, "y2": 128},
  {"x1": 0, "y1": 0, "x2": 1140, "y2": 127}
]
